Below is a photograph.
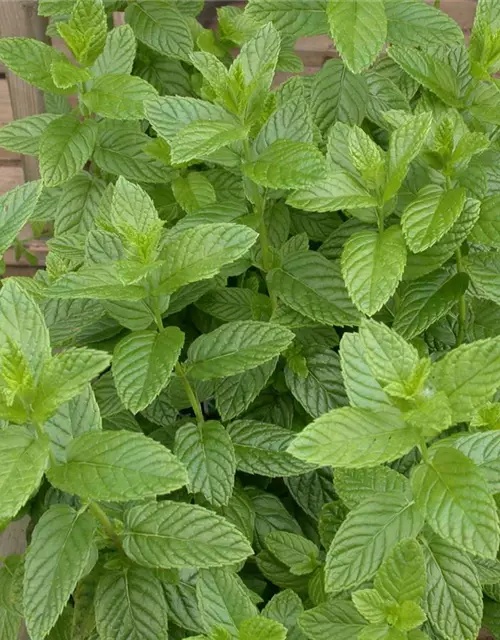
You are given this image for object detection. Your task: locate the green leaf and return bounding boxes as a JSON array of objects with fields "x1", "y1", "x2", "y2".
[
  {"x1": 196, "y1": 568, "x2": 258, "y2": 636},
  {"x1": 244, "y1": 140, "x2": 326, "y2": 190},
  {"x1": 352, "y1": 589, "x2": 387, "y2": 624},
  {"x1": 268, "y1": 252, "x2": 360, "y2": 326},
  {"x1": 335, "y1": 466, "x2": 409, "y2": 510},
  {"x1": 0, "y1": 114, "x2": 59, "y2": 155},
  {"x1": 412, "y1": 447, "x2": 499, "y2": 559},
  {"x1": 327, "y1": 0, "x2": 387, "y2": 74},
  {"x1": 91, "y1": 24, "x2": 137, "y2": 77},
  {"x1": 95, "y1": 565, "x2": 168, "y2": 640},
  {"x1": 56, "y1": 0, "x2": 107, "y2": 67},
  {"x1": 45, "y1": 385, "x2": 101, "y2": 462},
  {"x1": 47, "y1": 430, "x2": 188, "y2": 501},
  {"x1": 51, "y1": 58, "x2": 91, "y2": 90},
  {"x1": 0, "y1": 181, "x2": 42, "y2": 256},
  {"x1": 287, "y1": 170, "x2": 376, "y2": 212},
  {"x1": 113, "y1": 328, "x2": 184, "y2": 414},
  {"x1": 170, "y1": 120, "x2": 248, "y2": 165},
  {"x1": 430, "y1": 336, "x2": 500, "y2": 422},
  {"x1": 285, "y1": 346, "x2": 347, "y2": 418},
  {"x1": 288, "y1": 406, "x2": 418, "y2": 468},
  {"x1": 254, "y1": 100, "x2": 314, "y2": 154},
  {"x1": 122, "y1": 501, "x2": 253, "y2": 569},
  {"x1": 465, "y1": 251, "x2": 500, "y2": 305},
  {"x1": 384, "y1": 0, "x2": 463, "y2": 47},
  {"x1": 383, "y1": 112, "x2": 433, "y2": 201},
  {"x1": 227, "y1": 419, "x2": 314, "y2": 478},
  {"x1": 55, "y1": 172, "x2": 106, "y2": 235},
  {"x1": 298, "y1": 599, "x2": 367, "y2": 639},
  {"x1": 46, "y1": 264, "x2": 146, "y2": 301},
  {"x1": 265, "y1": 531, "x2": 319, "y2": 575},
  {"x1": 0, "y1": 426, "x2": 49, "y2": 521},
  {"x1": 325, "y1": 491, "x2": 423, "y2": 592},
  {"x1": 174, "y1": 420, "x2": 236, "y2": 507},
  {"x1": 24, "y1": 505, "x2": 96, "y2": 640},
  {"x1": 82, "y1": 74, "x2": 158, "y2": 120},
  {"x1": 239, "y1": 617, "x2": 287, "y2": 640},
  {"x1": 125, "y1": 0, "x2": 193, "y2": 59},
  {"x1": 0, "y1": 38, "x2": 77, "y2": 94},
  {"x1": 39, "y1": 114, "x2": 97, "y2": 187},
  {"x1": 422, "y1": 534, "x2": 482, "y2": 640},
  {"x1": 375, "y1": 538, "x2": 426, "y2": 604},
  {"x1": 262, "y1": 590, "x2": 305, "y2": 639},
  {"x1": 341, "y1": 226, "x2": 407, "y2": 316},
  {"x1": 245, "y1": 0, "x2": 328, "y2": 38},
  {"x1": 172, "y1": 173, "x2": 216, "y2": 214},
  {"x1": 231, "y1": 22, "x2": 281, "y2": 89},
  {"x1": 155, "y1": 223, "x2": 257, "y2": 294},
  {"x1": 469, "y1": 195, "x2": 500, "y2": 248},
  {"x1": 186, "y1": 321, "x2": 294, "y2": 380},
  {"x1": 393, "y1": 270, "x2": 469, "y2": 339},
  {"x1": 402, "y1": 186, "x2": 466, "y2": 253},
  {"x1": 452, "y1": 431, "x2": 500, "y2": 494}
]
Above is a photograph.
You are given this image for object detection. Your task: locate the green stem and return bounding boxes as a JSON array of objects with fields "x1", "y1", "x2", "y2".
[
  {"x1": 434, "y1": 0, "x2": 441, "y2": 8},
  {"x1": 175, "y1": 362, "x2": 204, "y2": 425},
  {"x1": 455, "y1": 248, "x2": 467, "y2": 347},
  {"x1": 376, "y1": 206, "x2": 384, "y2": 234},
  {"x1": 419, "y1": 435, "x2": 430, "y2": 463},
  {"x1": 153, "y1": 305, "x2": 164, "y2": 333},
  {"x1": 88, "y1": 502, "x2": 124, "y2": 552}
]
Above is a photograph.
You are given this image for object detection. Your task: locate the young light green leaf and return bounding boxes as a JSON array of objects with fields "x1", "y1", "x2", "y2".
[
  {"x1": 186, "y1": 321, "x2": 294, "y2": 380},
  {"x1": 47, "y1": 430, "x2": 188, "y2": 501},
  {"x1": 288, "y1": 406, "x2": 418, "y2": 468},
  {"x1": 335, "y1": 466, "x2": 410, "y2": 510},
  {"x1": 452, "y1": 431, "x2": 500, "y2": 494},
  {"x1": 24, "y1": 505, "x2": 96, "y2": 640},
  {"x1": 113, "y1": 328, "x2": 184, "y2": 414},
  {"x1": 239, "y1": 616, "x2": 287, "y2": 640},
  {"x1": 341, "y1": 226, "x2": 407, "y2": 316},
  {"x1": 91, "y1": 24, "x2": 137, "y2": 77},
  {"x1": 0, "y1": 114, "x2": 59, "y2": 155},
  {"x1": 170, "y1": 120, "x2": 247, "y2": 165},
  {"x1": 375, "y1": 538, "x2": 426, "y2": 604},
  {"x1": 56, "y1": 0, "x2": 107, "y2": 67},
  {"x1": 122, "y1": 501, "x2": 253, "y2": 569},
  {"x1": 95, "y1": 565, "x2": 168, "y2": 640},
  {"x1": 174, "y1": 421, "x2": 236, "y2": 507},
  {"x1": 327, "y1": 0, "x2": 387, "y2": 74},
  {"x1": 287, "y1": 170, "x2": 376, "y2": 212},
  {"x1": 0, "y1": 181, "x2": 42, "y2": 256},
  {"x1": 172, "y1": 173, "x2": 216, "y2": 214},
  {"x1": 298, "y1": 599, "x2": 367, "y2": 640},
  {"x1": 39, "y1": 114, "x2": 97, "y2": 187},
  {"x1": 402, "y1": 186, "x2": 466, "y2": 253},
  {"x1": 82, "y1": 74, "x2": 158, "y2": 120},
  {"x1": 325, "y1": 491, "x2": 423, "y2": 592},
  {"x1": 46, "y1": 264, "x2": 146, "y2": 301},
  {"x1": 265, "y1": 531, "x2": 319, "y2": 575},
  {"x1": 413, "y1": 447, "x2": 499, "y2": 558},
  {"x1": 254, "y1": 100, "x2": 314, "y2": 154},
  {"x1": 50, "y1": 59, "x2": 92, "y2": 90}
]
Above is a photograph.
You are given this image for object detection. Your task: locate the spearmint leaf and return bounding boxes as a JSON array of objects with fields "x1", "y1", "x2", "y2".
[
  {"x1": 285, "y1": 346, "x2": 347, "y2": 418},
  {"x1": 402, "y1": 186, "x2": 466, "y2": 253},
  {"x1": 125, "y1": 0, "x2": 193, "y2": 60},
  {"x1": 196, "y1": 288, "x2": 269, "y2": 322},
  {"x1": 335, "y1": 466, "x2": 410, "y2": 510},
  {"x1": 82, "y1": 74, "x2": 158, "y2": 120},
  {"x1": 122, "y1": 501, "x2": 253, "y2": 569},
  {"x1": 375, "y1": 538, "x2": 426, "y2": 604},
  {"x1": 227, "y1": 420, "x2": 314, "y2": 477},
  {"x1": 186, "y1": 321, "x2": 294, "y2": 380},
  {"x1": 46, "y1": 264, "x2": 146, "y2": 301},
  {"x1": 452, "y1": 431, "x2": 500, "y2": 494},
  {"x1": 0, "y1": 181, "x2": 42, "y2": 256},
  {"x1": 288, "y1": 406, "x2": 418, "y2": 468},
  {"x1": 95, "y1": 565, "x2": 168, "y2": 640},
  {"x1": 161, "y1": 577, "x2": 205, "y2": 634},
  {"x1": 265, "y1": 531, "x2": 319, "y2": 575},
  {"x1": 245, "y1": 0, "x2": 328, "y2": 38},
  {"x1": 0, "y1": 426, "x2": 49, "y2": 521},
  {"x1": 262, "y1": 590, "x2": 305, "y2": 639},
  {"x1": 384, "y1": 0, "x2": 463, "y2": 47},
  {"x1": 0, "y1": 114, "x2": 59, "y2": 155},
  {"x1": 172, "y1": 173, "x2": 216, "y2": 214},
  {"x1": 155, "y1": 223, "x2": 258, "y2": 294},
  {"x1": 54, "y1": 171, "x2": 105, "y2": 236},
  {"x1": 327, "y1": 0, "x2": 387, "y2": 74},
  {"x1": 422, "y1": 535, "x2": 482, "y2": 640},
  {"x1": 470, "y1": 195, "x2": 500, "y2": 248},
  {"x1": 239, "y1": 617, "x2": 287, "y2": 640},
  {"x1": 298, "y1": 600, "x2": 367, "y2": 640},
  {"x1": 39, "y1": 114, "x2": 97, "y2": 187},
  {"x1": 45, "y1": 385, "x2": 101, "y2": 462},
  {"x1": 287, "y1": 170, "x2": 376, "y2": 212},
  {"x1": 0, "y1": 38, "x2": 77, "y2": 94},
  {"x1": 196, "y1": 568, "x2": 258, "y2": 636},
  {"x1": 341, "y1": 226, "x2": 407, "y2": 316},
  {"x1": 47, "y1": 430, "x2": 188, "y2": 501},
  {"x1": 325, "y1": 491, "x2": 423, "y2": 592},
  {"x1": 91, "y1": 24, "x2": 137, "y2": 77},
  {"x1": 24, "y1": 505, "x2": 96, "y2": 640},
  {"x1": 215, "y1": 359, "x2": 277, "y2": 422},
  {"x1": 383, "y1": 112, "x2": 433, "y2": 201},
  {"x1": 393, "y1": 270, "x2": 469, "y2": 340},
  {"x1": 170, "y1": 120, "x2": 247, "y2": 165},
  {"x1": 254, "y1": 100, "x2": 314, "y2": 154},
  {"x1": 430, "y1": 336, "x2": 500, "y2": 422},
  {"x1": 174, "y1": 420, "x2": 236, "y2": 507},
  {"x1": 268, "y1": 252, "x2": 360, "y2": 326},
  {"x1": 113, "y1": 328, "x2": 184, "y2": 414},
  {"x1": 465, "y1": 251, "x2": 500, "y2": 305},
  {"x1": 56, "y1": 0, "x2": 107, "y2": 67},
  {"x1": 412, "y1": 447, "x2": 499, "y2": 559},
  {"x1": 244, "y1": 140, "x2": 326, "y2": 190}
]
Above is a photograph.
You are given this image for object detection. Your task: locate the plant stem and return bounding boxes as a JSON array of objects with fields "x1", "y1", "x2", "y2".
[
  {"x1": 455, "y1": 248, "x2": 467, "y2": 347},
  {"x1": 153, "y1": 305, "x2": 164, "y2": 333},
  {"x1": 419, "y1": 435, "x2": 430, "y2": 463},
  {"x1": 175, "y1": 362, "x2": 204, "y2": 425},
  {"x1": 88, "y1": 502, "x2": 124, "y2": 552},
  {"x1": 434, "y1": 0, "x2": 441, "y2": 8}
]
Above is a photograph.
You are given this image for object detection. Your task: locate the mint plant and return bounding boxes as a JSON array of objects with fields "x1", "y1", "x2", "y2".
[{"x1": 2, "y1": 0, "x2": 500, "y2": 638}]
